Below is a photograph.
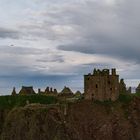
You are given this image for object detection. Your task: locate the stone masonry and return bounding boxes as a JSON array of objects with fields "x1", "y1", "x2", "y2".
[{"x1": 84, "y1": 68, "x2": 119, "y2": 101}]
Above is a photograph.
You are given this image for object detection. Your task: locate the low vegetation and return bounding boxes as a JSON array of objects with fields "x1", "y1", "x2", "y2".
[
  {"x1": 118, "y1": 93, "x2": 134, "y2": 103},
  {"x1": 0, "y1": 92, "x2": 139, "y2": 109},
  {"x1": 135, "y1": 92, "x2": 140, "y2": 97},
  {"x1": 93, "y1": 93, "x2": 136, "y2": 106},
  {"x1": 0, "y1": 95, "x2": 57, "y2": 109}
]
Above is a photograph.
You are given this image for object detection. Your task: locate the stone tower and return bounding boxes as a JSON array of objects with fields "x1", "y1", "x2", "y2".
[{"x1": 84, "y1": 68, "x2": 119, "y2": 101}]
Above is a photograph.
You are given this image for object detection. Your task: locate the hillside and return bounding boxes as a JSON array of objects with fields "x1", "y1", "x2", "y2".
[{"x1": 0, "y1": 95, "x2": 140, "y2": 140}]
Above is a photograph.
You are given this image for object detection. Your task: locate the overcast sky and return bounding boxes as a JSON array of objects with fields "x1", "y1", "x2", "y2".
[{"x1": 0, "y1": 0, "x2": 140, "y2": 94}]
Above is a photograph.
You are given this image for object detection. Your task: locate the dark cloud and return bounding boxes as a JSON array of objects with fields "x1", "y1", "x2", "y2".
[{"x1": 58, "y1": 41, "x2": 140, "y2": 63}]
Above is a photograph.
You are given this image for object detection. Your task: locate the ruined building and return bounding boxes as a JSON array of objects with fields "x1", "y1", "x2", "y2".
[
  {"x1": 59, "y1": 86, "x2": 74, "y2": 97},
  {"x1": 19, "y1": 86, "x2": 35, "y2": 95},
  {"x1": 119, "y1": 79, "x2": 127, "y2": 94},
  {"x1": 127, "y1": 87, "x2": 132, "y2": 94},
  {"x1": 38, "y1": 86, "x2": 58, "y2": 96},
  {"x1": 11, "y1": 86, "x2": 58, "y2": 96},
  {"x1": 11, "y1": 87, "x2": 17, "y2": 96},
  {"x1": 84, "y1": 68, "x2": 119, "y2": 101}
]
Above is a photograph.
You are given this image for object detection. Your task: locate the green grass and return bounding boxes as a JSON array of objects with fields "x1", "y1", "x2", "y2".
[
  {"x1": 0, "y1": 95, "x2": 57, "y2": 109},
  {"x1": 93, "y1": 93, "x2": 134, "y2": 106},
  {"x1": 0, "y1": 93, "x2": 138, "y2": 109},
  {"x1": 135, "y1": 92, "x2": 140, "y2": 97},
  {"x1": 94, "y1": 100, "x2": 114, "y2": 106},
  {"x1": 118, "y1": 93, "x2": 134, "y2": 104}
]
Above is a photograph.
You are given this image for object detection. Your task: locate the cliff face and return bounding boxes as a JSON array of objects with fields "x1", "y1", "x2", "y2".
[
  {"x1": 0, "y1": 98, "x2": 140, "y2": 140},
  {"x1": 66, "y1": 98, "x2": 140, "y2": 140}
]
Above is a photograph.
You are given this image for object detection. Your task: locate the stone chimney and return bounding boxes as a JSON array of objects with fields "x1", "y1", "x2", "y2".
[
  {"x1": 112, "y1": 68, "x2": 116, "y2": 75},
  {"x1": 45, "y1": 87, "x2": 49, "y2": 93},
  {"x1": 54, "y1": 89, "x2": 57, "y2": 94},
  {"x1": 50, "y1": 87, "x2": 53, "y2": 92}
]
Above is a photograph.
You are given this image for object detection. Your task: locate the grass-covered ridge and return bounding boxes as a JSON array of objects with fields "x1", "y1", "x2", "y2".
[
  {"x1": 93, "y1": 93, "x2": 136, "y2": 106},
  {"x1": 0, "y1": 95, "x2": 57, "y2": 109},
  {"x1": 0, "y1": 92, "x2": 140, "y2": 109}
]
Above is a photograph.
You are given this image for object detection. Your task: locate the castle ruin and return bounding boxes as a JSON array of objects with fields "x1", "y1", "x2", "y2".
[
  {"x1": 38, "y1": 86, "x2": 58, "y2": 96},
  {"x1": 84, "y1": 68, "x2": 119, "y2": 101},
  {"x1": 19, "y1": 86, "x2": 35, "y2": 95}
]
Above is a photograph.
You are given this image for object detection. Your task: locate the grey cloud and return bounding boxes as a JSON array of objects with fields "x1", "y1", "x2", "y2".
[
  {"x1": 52, "y1": 0, "x2": 140, "y2": 63},
  {"x1": 0, "y1": 27, "x2": 19, "y2": 39},
  {"x1": 0, "y1": 45, "x2": 67, "y2": 77},
  {"x1": 36, "y1": 55, "x2": 64, "y2": 63},
  {"x1": 14, "y1": 0, "x2": 140, "y2": 79},
  {"x1": 17, "y1": 0, "x2": 140, "y2": 44},
  {"x1": 0, "y1": 46, "x2": 42, "y2": 77},
  {"x1": 58, "y1": 41, "x2": 140, "y2": 63},
  {"x1": 0, "y1": 65, "x2": 32, "y2": 76},
  {"x1": 0, "y1": 45, "x2": 42, "y2": 55}
]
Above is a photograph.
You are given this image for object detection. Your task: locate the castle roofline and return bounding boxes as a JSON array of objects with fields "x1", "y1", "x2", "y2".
[{"x1": 84, "y1": 68, "x2": 118, "y2": 76}]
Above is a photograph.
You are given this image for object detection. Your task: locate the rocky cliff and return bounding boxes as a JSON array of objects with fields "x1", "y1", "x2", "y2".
[{"x1": 0, "y1": 97, "x2": 140, "y2": 140}]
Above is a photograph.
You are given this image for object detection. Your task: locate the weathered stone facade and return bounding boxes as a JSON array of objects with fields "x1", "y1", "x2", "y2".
[{"x1": 84, "y1": 68, "x2": 119, "y2": 101}]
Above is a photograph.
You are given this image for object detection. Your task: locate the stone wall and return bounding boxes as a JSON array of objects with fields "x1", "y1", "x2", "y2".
[{"x1": 84, "y1": 69, "x2": 119, "y2": 101}]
